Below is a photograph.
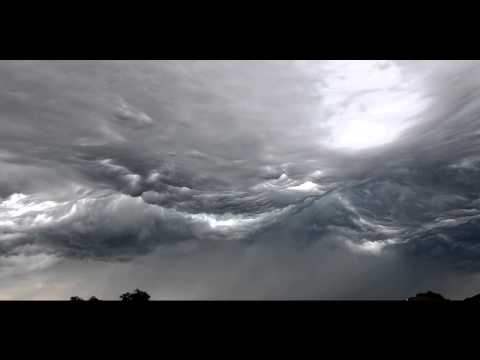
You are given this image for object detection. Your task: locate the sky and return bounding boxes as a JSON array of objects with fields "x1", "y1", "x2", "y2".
[{"x1": 1, "y1": 60, "x2": 480, "y2": 300}]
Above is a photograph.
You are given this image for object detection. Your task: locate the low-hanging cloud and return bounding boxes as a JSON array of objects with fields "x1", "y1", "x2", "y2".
[{"x1": 2, "y1": 60, "x2": 480, "y2": 299}]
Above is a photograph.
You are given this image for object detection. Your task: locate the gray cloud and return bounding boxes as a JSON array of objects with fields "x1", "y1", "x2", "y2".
[{"x1": 1, "y1": 60, "x2": 480, "y2": 299}]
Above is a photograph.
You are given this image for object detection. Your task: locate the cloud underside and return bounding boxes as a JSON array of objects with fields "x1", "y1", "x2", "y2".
[{"x1": 1, "y1": 60, "x2": 480, "y2": 299}]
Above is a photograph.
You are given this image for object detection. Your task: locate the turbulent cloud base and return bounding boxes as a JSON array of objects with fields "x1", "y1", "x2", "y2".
[{"x1": 1, "y1": 60, "x2": 480, "y2": 299}]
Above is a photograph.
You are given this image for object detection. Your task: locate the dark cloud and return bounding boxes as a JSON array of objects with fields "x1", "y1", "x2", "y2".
[{"x1": 1, "y1": 60, "x2": 480, "y2": 299}]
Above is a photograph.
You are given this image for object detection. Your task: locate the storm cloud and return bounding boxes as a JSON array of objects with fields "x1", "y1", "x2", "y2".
[{"x1": 2, "y1": 60, "x2": 480, "y2": 299}]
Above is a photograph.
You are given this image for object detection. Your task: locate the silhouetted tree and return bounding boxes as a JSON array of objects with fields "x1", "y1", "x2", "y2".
[
  {"x1": 70, "y1": 296, "x2": 103, "y2": 301},
  {"x1": 407, "y1": 291, "x2": 449, "y2": 302},
  {"x1": 119, "y1": 289, "x2": 151, "y2": 302}
]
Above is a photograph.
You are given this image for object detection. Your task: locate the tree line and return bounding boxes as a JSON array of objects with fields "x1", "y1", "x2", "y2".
[{"x1": 70, "y1": 289, "x2": 151, "y2": 302}]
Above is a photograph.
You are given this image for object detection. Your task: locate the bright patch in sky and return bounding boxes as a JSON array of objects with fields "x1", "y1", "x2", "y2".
[
  {"x1": 0, "y1": 193, "x2": 60, "y2": 218},
  {"x1": 309, "y1": 60, "x2": 431, "y2": 150},
  {"x1": 287, "y1": 181, "x2": 320, "y2": 192},
  {"x1": 331, "y1": 120, "x2": 406, "y2": 150},
  {"x1": 346, "y1": 239, "x2": 399, "y2": 255}
]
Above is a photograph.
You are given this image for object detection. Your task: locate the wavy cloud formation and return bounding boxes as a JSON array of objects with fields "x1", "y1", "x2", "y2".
[{"x1": 1, "y1": 60, "x2": 480, "y2": 299}]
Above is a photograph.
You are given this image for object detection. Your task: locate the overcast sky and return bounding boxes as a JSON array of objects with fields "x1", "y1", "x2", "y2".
[{"x1": 1, "y1": 60, "x2": 480, "y2": 300}]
